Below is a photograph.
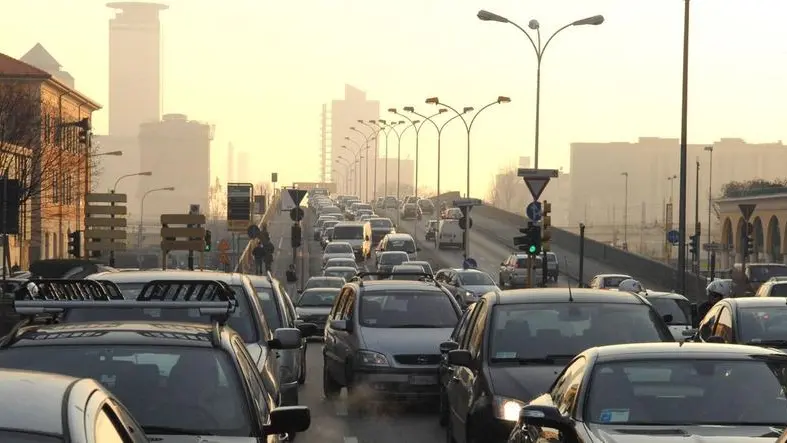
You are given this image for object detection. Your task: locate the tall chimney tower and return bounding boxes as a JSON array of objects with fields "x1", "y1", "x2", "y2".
[
  {"x1": 227, "y1": 142, "x2": 235, "y2": 182},
  {"x1": 107, "y1": 2, "x2": 168, "y2": 136}
]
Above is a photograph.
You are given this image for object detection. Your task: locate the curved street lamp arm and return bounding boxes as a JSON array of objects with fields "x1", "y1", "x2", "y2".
[
  {"x1": 468, "y1": 100, "x2": 502, "y2": 132},
  {"x1": 113, "y1": 172, "x2": 138, "y2": 192},
  {"x1": 436, "y1": 102, "x2": 470, "y2": 132},
  {"x1": 439, "y1": 113, "x2": 465, "y2": 133},
  {"x1": 506, "y1": 19, "x2": 540, "y2": 58},
  {"x1": 350, "y1": 127, "x2": 371, "y2": 145},
  {"x1": 413, "y1": 111, "x2": 445, "y2": 133},
  {"x1": 345, "y1": 137, "x2": 362, "y2": 150},
  {"x1": 541, "y1": 22, "x2": 575, "y2": 60}
]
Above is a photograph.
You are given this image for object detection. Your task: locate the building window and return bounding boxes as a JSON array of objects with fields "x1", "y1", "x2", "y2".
[{"x1": 52, "y1": 177, "x2": 59, "y2": 203}]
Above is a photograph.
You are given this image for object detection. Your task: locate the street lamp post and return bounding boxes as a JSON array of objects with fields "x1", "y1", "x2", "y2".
[
  {"x1": 388, "y1": 121, "x2": 417, "y2": 224},
  {"x1": 335, "y1": 159, "x2": 351, "y2": 193},
  {"x1": 337, "y1": 154, "x2": 358, "y2": 195},
  {"x1": 112, "y1": 171, "x2": 152, "y2": 193},
  {"x1": 344, "y1": 136, "x2": 368, "y2": 199},
  {"x1": 375, "y1": 120, "x2": 402, "y2": 198},
  {"x1": 358, "y1": 121, "x2": 385, "y2": 201},
  {"x1": 668, "y1": 175, "x2": 678, "y2": 205},
  {"x1": 477, "y1": 10, "x2": 603, "y2": 169},
  {"x1": 426, "y1": 96, "x2": 510, "y2": 259},
  {"x1": 704, "y1": 145, "x2": 714, "y2": 266},
  {"x1": 138, "y1": 186, "x2": 175, "y2": 249},
  {"x1": 340, "y1": 147, "x2": 364, "y2": 197},
  {"x1": 351, "y1": 125, "x2": 380, "y2": 202},
  {"x1": 621, "y1": 172, "x2": 628, "y2": 247},
  {"x1": 407, "y1": 108, "x2": 464, "y2": 205}
]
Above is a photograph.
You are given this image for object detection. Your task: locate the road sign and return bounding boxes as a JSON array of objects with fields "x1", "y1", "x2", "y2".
[
  {"x1": 219, "y1": 253, "x2": 229, "y2": 265},
  {"x1": 227, "y1": 183, "x2": 253, "y2": 232},
  {"x1": 290, "y1": 207, "x2": 305, "y2": 221},
  {"x1": 281, "y1": 188, "x2": 308, "y2": 212},
  {"x1": 160, "y1": 214, "x2": 206, "y2": 251},
  {"x1": 667, "y1": 230, "x2": 680, "y2": 245},
  {"x1": 218, "y1": 238, "x2": 230, "y2": 252},
  {"x1": 517, "y1": 169, "x2": 558, "y2": 201},
  {"x1": 254, "y1": 195, "x2": 267, "y2": 214},
  {"x1": 453, "y1": 198, "x2": 482, "y2": 207},
  {"x1": 248, "y1": 224, "x2": 261, "y2": 239},
  {"x1": 84, "y1": 193, "x2": 127, "y2": 253},
  {"x1": 526, "y1": 201, "x2": 542, "y2": 222},
  {"x1": 703, "y1": 242, "x2": 729, "y2": 252},
  {"x1": 272, "y1": 172, "x2": 278, "y2": 183},
  {"x1": 739, "y1": 203, "x2": 756, "y2": 221}
]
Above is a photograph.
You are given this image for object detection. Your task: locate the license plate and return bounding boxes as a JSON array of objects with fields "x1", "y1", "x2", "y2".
[{"x1": 409, "y1": 375, "x2": 437, "y2": 385}]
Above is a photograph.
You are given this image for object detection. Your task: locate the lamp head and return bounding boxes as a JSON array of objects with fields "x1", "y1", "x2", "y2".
[
  {"x1": 357, "y1": 119, "x2": 364, "y2": 123},
  {"x1": 497, "y1": 96, "x2": 511, "y2": 104},
  {"x1": 573, "y1": 15, "x2": 604, "y2": 26},
  {"x1": 378, "y1": 119, "x2": 387, "y2": 124},
  {"x1": 368, "y1": 120, "x2": 376, "y2": 123},
  {"x1": 398, "y1": 120, "x2": 405, "y2": 124},
  {"x1": 388, "y1": 108, "x2": 397, "y2": 114},
  {"x1": 462, "y1": 107, "x2": 474, "y2": 113},
  {"x1": 528, "y1": 19, "x2": 540, "y2": 30},
  {"x1": 140, "y1": 171, "x2": 153, "y2": 176},
  {"x1": 438, "y1": 108, "x2": 447, "y2": 113},
  {"x1": 425, "y1": 97, "x2": 439, "y2": 105},
  {"x1": 477, "y1": 10, "x2": 509, "y2": 23},
  {"x1": 413, "y1": 120, "x2": 421, "y2": 124},
  {"x1": 344, "y1": 136, "x2": 350, "y2": 140},
  {"x1": 350, "y1": 126, "x2": 356, "y2": 130},
  {"x1": 164, "y1": 187, "x2": 175, "y2": 191},
  {"x1": 403, "y1": 106, "x2": 415, "y2": 112}
]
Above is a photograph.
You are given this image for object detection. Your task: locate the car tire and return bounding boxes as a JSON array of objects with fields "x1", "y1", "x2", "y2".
[
  {"x1": 322, "y1": 358, "x2": 341, "y2": 400},
  {"x1": 297, "y1": 349, "x2": 306, "y2": 385}
]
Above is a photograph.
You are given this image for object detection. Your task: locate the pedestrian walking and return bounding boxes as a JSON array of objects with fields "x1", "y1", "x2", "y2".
[
  {"x1": 285, "y1": 263, "x2": 298, "y2": 294},
  {"x1": 262, "y1": 238, "x2": 275, "y2": 274},
  {"x1": 252, "y1": 241, "x2": 265, "y2": 275}
]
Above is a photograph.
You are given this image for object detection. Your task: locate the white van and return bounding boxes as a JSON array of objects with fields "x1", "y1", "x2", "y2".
[
  {"x1": 437, "y1": 219, "x2": 463, "y2": 249},
  {"x1": 332, "y1": 221, "x2": 367, "y2": 261}
]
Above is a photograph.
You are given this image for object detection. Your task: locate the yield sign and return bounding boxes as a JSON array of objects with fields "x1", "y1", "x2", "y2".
[
  {"x1": 738, "y1": 203, "x2": 756, "y2": 221},
  {"x1": 287, "y1": 189, "x2": 308, "y2": 206},
  {"x1": 524, "y1": 178, "x2": 550, "y2": 201}
]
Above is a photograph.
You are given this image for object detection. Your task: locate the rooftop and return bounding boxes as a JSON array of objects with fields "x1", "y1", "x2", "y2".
[
  {"x1": 492, "y1": 288, "x2": 647, "y2": 305},
  {"x1": 591, "y1": 342, "x2": 784, "y2": 361},
  {"x1": 14, "y1": 322, "x2": 215, "y2": 348},
  {"x1": 0, "y1": 52, "x2": 49, "y2": 78}
]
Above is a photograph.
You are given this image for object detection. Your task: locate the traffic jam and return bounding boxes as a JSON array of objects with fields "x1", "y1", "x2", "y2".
[{"x1": 309, "y1": 191, "x2": 787, "y2": 443}]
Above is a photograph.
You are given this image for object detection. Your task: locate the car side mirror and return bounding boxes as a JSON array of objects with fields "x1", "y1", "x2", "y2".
[
  {"x1": 662, "y1": 314, "x2": 673, "y2": 324},
  {"x1": 329, "y1": 319, "x2": 352, "y2": 332},
  {"x1": 518, "y1": 405, "x2": 576, "y2": 440},
  {"x1": 295, "y1": 321, "x2": 318, "y2": 338},
  {"x1": 264, "y1": 406, "x2": 311, "y2": 435},
  {"x1": 269, "y1": 328, "x2": 302, "y2": 350},
  {"x1": 447, "y1": 349, "x2": 473, "y2": 369},
  {"x1": 707, "y1": 335, "x2": 726, "y2": 343},
  {"x1": 439, "y1": 340, "x2": 460, "y2": 354}
]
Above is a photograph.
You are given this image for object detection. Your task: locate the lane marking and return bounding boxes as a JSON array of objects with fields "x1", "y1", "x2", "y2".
[{"x1": 343, "y1": 437, "x2": 359, "y2": 443}]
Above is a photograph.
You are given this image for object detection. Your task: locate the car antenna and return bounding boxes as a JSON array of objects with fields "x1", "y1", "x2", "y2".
[{"x1": 564, "y1": 257, "x2": 574, "y2": 302}]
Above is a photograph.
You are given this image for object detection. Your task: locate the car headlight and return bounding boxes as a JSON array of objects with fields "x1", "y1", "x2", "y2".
[
  {"x1": 493, "y1": 396, "x2": 526, "y2": 422},
  {"x1": 357, "y1": 350, "x2": 390, "y2": 367}
]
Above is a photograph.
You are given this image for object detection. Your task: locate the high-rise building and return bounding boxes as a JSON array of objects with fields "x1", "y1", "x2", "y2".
[
  {"x1": 138, "y1": 114, "x2": 213, "y2": 223},
  {"x1": 227, "y1": 142, "x2": 235, "y2": 182},
  {"x1": 323, "y1": 85, "x2": 380, "y2": 201},
  {"x1": 236, "y1": 151, "x2": 249, "y2": 183}
]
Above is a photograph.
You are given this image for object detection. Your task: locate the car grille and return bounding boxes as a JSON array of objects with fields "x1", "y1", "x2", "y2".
[{"x1": 394, "y1": 354, "x2": 441, "y2": 365}]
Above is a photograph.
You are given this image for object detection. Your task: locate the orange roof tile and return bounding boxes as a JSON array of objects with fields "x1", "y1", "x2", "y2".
[{"x1": 0, "y1": 52, "x2": 50, "y2": 78}]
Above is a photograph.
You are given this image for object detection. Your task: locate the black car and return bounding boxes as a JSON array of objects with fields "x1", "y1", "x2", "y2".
[
  {"x1": 295, "y1": 287, "x2": 340, "y2": 335},
  {"x1": 418, "y1": 198, "x2": 435, "y2": 215},
  {"x1": 0, "y1": 279, "x2": 310, "y2": 442},
  {"x1": 508, "y1": 342, "x2": 787, "y2": 442},
  {"x1": 691, "y1": 296, "x2": 787, "y2": 348},
  {"x1": 440, "y1": 288, "x2": 674, "y2": 442}
]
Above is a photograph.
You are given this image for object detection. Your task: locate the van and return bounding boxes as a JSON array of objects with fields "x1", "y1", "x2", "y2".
[
  {"x1": 378, "y1": 233, "x2": 419, "y2": 261},
  {"x1": 332, "y1": 221, "x2": 368, "y2": 261},
  {"x1": 436, "y1": 219, "x2": 463, "y2": 249}
]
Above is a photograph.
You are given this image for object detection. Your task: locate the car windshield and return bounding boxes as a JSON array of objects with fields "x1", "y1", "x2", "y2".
[
  {"x1": 489, "y1": 303, "x2": 669, "y2": 362},
  {"x1": 647, "y1": 297, "x2": 691, "y2": 325},
  {"x1": 297, "y1": 290, "x2": 338, "y2": 307},
  {"x1": 748, "y1": 265, "x2": 787, "y2": 283},
  {"x1": 585, "y1": 359, "x2": 787, "y2": 426},
  {"x1": 768, "y1": 283, "x2": 787, "y2": 297},
  {"x1": 0, "y1": 431, "x2": 62, "y2": 442},
  {"x1": 410, "y1": 262, "x2": 433, "y2": 274},
  {"x1": 458, "y1": 272, "x2": 495, "y2": 286},
  {"x1": 323, "y1": 220, "x2": 339, "y2": 228},
  {"x1": 386, "y1": 239, "x2": 415, "y2": 254},
  {"x1": 738, "y1": 307, "x2": 787, "y2": 343},
  {"x1": 325, "y1": 243, "x2": 353, "y2": 254},
  {"x1": 359, "y1": 290, "x2": 458, "y2": 328},
  {"x1": 63, "y1": 283, "x2": 257, "y2": 343},
  {"x1": 603, "y1": 276, "x2": 630, "y2": 288},
  {"x1": 380, "y1": 253, "x2": 408, "y2": 265},
  {"x1": 327, "y1": 259, "x2": 355, "y2": 268},
  {"x1": 304, "y1": 278, "x2": 344, "y2": 290},
  {"x1": 322, "y1": 207, "x2": 341, "y2": 214},
  {"x1": 547, "y1": 254, "x2": 557, "y2": 263},
  {"x1": 253, "y1": 286, "x2": 282, "y2": 330},
  {"x1": 325, "y1": 269, "x2": 355, "y2": 280},
  {"x1": 0, "y1": 346, "x2": 253, "y2": 436},
  {"x1": 370, "y1": 219, "x2": 393, "y2": 229},
  {"x1": 333, "y1": 226, "x2": 363, "y2": 240}
]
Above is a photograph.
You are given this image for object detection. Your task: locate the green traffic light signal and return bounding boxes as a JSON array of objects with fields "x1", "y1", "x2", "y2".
[{"x1": 528, "y1": 245, "x2": 537, "y2": 254}]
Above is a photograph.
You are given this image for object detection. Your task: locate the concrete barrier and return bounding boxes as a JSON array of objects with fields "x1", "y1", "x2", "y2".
[{"x1": 235, "y1": 192, "x2": 281, "y2": 274}]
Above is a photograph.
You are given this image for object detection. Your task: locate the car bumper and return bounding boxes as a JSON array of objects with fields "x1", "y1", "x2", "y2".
[
  {"x1": 353, "y1": 367, "x2": 440, "y2": 400},
  {"x1": 280, "y1": 380, "x2": 299, "y2": 406}
]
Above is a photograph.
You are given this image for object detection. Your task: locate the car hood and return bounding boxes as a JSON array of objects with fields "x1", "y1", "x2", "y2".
[
  {"x1": 296, "y1": 306, "x2": 331, "y2": 317},
  {"x1": 360, "y1": 326, "x2": 453, "y2": 355},
  {"x1": 149, "y1": 436, "x2": 261, "y2": 443},
  {"x1": 586, "y1": 424, "x2": 784, "y2": 442},
  {"x1": 462, "y1": 285, "x2": 499, "y2": 296},
  {"x1": 488, "y1": 364, "x2": 564, "y2": 402}
]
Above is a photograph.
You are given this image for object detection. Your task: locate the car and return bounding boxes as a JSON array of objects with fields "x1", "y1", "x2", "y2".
[
  {"x1": 389, "y1": 265, "x2": 431, "y2": 280},
  {"x1": 399, "y1": 202, "x2": 421, "y2": 220},
  {"x1": 0, "y1": 279, "x2": 310, "y2": 442},
  {"x1": 322, "y1": 242, "x2": 355, "y2": 267},
  {"x1": 377, "y1": 233, "x2": 419, "y2": 261},
  {"x1": 588, "y1": 273, "x2": 633, "y2": 290},
  {"x1": 754, "y1": 279, "x2": 787, "y2": 297},
  {"x1": 498, "y1": 253, "x2": 543, "y2": 288},
  {"x1": 302, "y1": 276, "x2": 346, "y2": 292},
  {"x1": 313, "y1": 215, "x2": 340, "y2": 240},
  {"x1": 418, "y1": 198, "x2": 435, "y2": 215},
  {"x1": 508, "y1": 343, "x2": 787, "y2": 443},
  {"x1": 0, "y1": 369, "x2": 149, "y2": 442},
  {"x1": 691, "y1": 296, "x2": 787, "y2": 349},
  {"x1": 440, "y1": 288, "x2": 675, "y2": 441},
  {"x1": 436, "y1": 219, "x2": 463, "y2": 249},
  {"x1": 383, "y1": 196, "x2": 398, "y2": 209},
  {"x1": 545, "y1": 251, "x2": 559, "y2": 282},
  {"x1": 323, "y1": 257, "x2": 358, "y2": 271},
  {"x1": 248, "y1": 274, "x2": 319, "y2": 395},
  {"x1": 435, "y1": 268, "x2": 500, "y2": 305},
  {"x1": 424, "y1": 220, "x2": 438, "y2": 241},
  {"x1": 369, "y1": 217, "x2": 396, "y2": 247},
  {"x1": 323, "y1": 266, "x2": 358, "y2": 281},
  {"x1": 321, "y1": 226, "x2": 335, "y2": 249},
  {"x1": 294, "y1": 288, "x2": 340, "y2": 336},
  {"x1": 375, "y1": 251, "x2": 410, "y2": 276},
  {"x1": 638, "y1": 290, "x2": 697, "y2": 340},
  {"x1": 407, "y1": 260, "x2": 434, "y2": 277},
  {"x1": 322, "y1": 274, "x2": 462, "y2": 408}
]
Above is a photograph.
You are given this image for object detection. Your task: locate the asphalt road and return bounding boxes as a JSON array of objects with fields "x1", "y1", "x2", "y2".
[{"x1": 267, "y1": 209, "x2": 445, "y2": 443}]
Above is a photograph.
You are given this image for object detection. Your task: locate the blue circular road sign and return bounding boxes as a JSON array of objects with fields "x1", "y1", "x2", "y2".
[
  {"x1": 667, "y1": 230, "x2": 680, "y2": 245},
  {"x1": 526, "y1": 201, "x2": 542, "y2": 221}
]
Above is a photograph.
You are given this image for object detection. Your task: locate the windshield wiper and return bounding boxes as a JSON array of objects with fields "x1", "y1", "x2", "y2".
[
  {"x1": 388, "y1": 324, "x2": 443, "y2": 328},
  {"x1": 491, "y1": 354, "x2": 576, "y2": 365},
  {"x1": 143, "y1": 426, "x2": 215, "y2": 435}
]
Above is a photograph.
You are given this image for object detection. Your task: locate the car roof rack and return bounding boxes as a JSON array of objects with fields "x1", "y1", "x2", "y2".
[
  {"x1": 6, "y1": 279, "x2": 237, "y2": 348},
  {"x1": 351, "y1": 271, "x2": 440, "y2": 287}
]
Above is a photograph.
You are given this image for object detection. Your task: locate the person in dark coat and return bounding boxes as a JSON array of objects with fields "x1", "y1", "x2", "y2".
[
  {"x1": 262, "y1": 239, "x2": 275, "y2": 273},
  {"x1": 252, "y1": 241, "x2": 265, "y2": 275},
  {"x1": 286, "y1": 264, "x2": 297, "y2": 283}
]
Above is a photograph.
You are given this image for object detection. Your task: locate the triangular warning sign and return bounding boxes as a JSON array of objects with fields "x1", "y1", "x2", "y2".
[
  {"x1": 524, "y1": 178, "x2": 550, "y2": 201},
  {"x1": 738, "y1": 203, "x2": 756, "y2": 221},
  {"x1": 287, "y1": 189, "x2": 308, "y2": 206}
]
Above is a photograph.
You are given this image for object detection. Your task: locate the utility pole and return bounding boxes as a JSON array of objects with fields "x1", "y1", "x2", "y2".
[
  {"x1": 694, "y1": 159, "x2": 700, "y2": 274},
  {"x1": 676, "y1": 0, "x2": 691, "y2": 295}
]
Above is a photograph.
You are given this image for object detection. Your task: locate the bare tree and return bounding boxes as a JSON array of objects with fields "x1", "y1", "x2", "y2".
[
  {"x1": 255, "y1": 181, "x2": 273, "y2": 199},
  {"x1": 208, "y1": 177, "x2": 226, "y2": 221},
  {"x1": 488, "y1": 167, "x2": 521, "y2": 211}
]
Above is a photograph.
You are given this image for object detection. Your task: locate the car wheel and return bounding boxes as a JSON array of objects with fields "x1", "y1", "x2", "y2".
[
  {"x1": 297, "y1": 348, "x2": 306, "y2": 385},
  {"x1": 322, "y1": 357, "x2": 341, "y2": 400}
]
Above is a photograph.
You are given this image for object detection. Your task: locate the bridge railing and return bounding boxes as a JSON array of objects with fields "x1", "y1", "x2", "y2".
[{"x1": 235, "y1": 191, "x2": 281, "y2": 274}]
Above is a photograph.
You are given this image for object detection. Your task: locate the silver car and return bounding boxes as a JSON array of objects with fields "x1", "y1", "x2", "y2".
[
  {"x1": 248, "y1": 274, "x2": 319, "y2": 403},
  {"x1": 323, "y1": 266, "x2": 358, "y2": 281},
  {"x1": 322, "y1": 241, "x2": 355, "y2": 267},
  {"x1": 323, "y1": 257, "x2": 358, "y2": 271},
  {"x1": 0, "y1": 369, "x2": 148, "y2": 442},
  {"x1": 323, "y1": 279, "x2": 462, "y2": 407}
]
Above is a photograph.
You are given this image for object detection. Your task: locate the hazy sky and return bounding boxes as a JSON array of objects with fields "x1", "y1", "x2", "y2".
[{"x1": 2, "y1": 0, "x2": 785, "y2": 197}]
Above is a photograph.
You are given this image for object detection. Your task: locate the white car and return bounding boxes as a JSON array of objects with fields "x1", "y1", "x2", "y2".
[
  {"x1": 322, "y1": 241, "x2": 355, "y2": 267},
  {"x1": 588, "y1": 273, "x2": 634, "y2": 290}
]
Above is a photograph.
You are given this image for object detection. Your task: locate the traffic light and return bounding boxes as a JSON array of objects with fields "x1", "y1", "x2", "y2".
[
  {"x1": 291, "y1": 224, "x2": 302, "y2": 248},
  {"x1": 513, "y1": 225, "x2": 532, "y2": 251},
  {"x1": 76, "y1": 118, "x2": 90, "y2": 144},
  {"x1": 541, "y1": 200, "x2": 552, "y2": 252},
  {"x1": 514, "y1": 222, "x2": 541, "y2": 255},
  {"x1": 67, "y1": 231, "x2": 81, "y2": 258},
  {"x1": 745, "y1": 222, "x2": 755, "y2": 257},
  {"x1": 204, "y1": 230, "x2": 212, "y2": 252},
  {"x1": 689, "y1": 234, "x2": 699, "y2": 256}
]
